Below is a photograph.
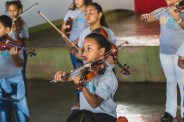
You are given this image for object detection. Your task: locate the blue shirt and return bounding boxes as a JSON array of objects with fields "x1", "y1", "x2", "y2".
[
  {"x1": 64, "y1": 9, "x2": 88, "y2": 41},
  {"x1": 154, "y1": 8, "x2": 184, "y2": 55},
  {"x1": 0, "y1": 50, "x2": 23, "y2": 78},
  {"x1": 79, "y1": 67, "x2": 118, "y2": 118}
]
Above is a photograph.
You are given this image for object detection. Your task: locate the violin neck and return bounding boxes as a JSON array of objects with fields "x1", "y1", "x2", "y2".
[{"x1": 9, "y1": 43, "x2": 26, "y2": 51}]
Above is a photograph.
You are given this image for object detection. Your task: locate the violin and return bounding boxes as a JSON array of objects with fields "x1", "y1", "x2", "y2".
[
  {"x1": 12, "y1": 18, "x2": 24, "y2": 33},
  {"x1": 143, "y1": 0, "x2": 184, "y2": 22},
  {"x1": 50, "y1": 41, "x2": 129, "y2": 92},
  {"x1": 0, "y1": 35, "x2": 36, "y2": 57},
  {"x1": 92, "y1": 28, "x2": 130, "y2": 76},
  {"x1": 76, "y1": 60, "x2": 106, "y2": 91},
  {"x1": 64, "y1": 17, "x2": 73, "y2": 37}
]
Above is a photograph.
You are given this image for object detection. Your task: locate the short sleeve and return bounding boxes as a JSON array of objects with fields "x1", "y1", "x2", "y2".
[
  {"x1": 180, "y1": 12, "x2": 184, "y2": 20},
  {"x1": 64, "y1": 11, "x2": 72, "y2": 22},
  {"x1": 95, "y1": 75, "x2": 117, "y2": 100},
  {"x1": 177, "y1": 42, "x2": 184, "y2": 57},
  {"x1": 20, "y1": 22, "x2": 29, "y2": 39},
  {"x1": 107, "y1": 29, "x2": 116, "y2": 45}
]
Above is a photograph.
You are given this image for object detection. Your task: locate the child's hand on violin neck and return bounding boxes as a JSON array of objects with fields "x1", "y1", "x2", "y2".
[
  {"x1": 10, "y1": 47, "x2": 21, "y2": 56},
  {"x1": 140, "y1": 14, "x2": 154, "y2": 22},
  {"x1": 54, "y1": 71, "x2": 67, "y2": 82}
]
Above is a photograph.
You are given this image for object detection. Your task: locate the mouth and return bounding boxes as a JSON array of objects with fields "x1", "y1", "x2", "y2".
[{"x1": 83, "y1": 56, "x2": 88, "y2": 61}]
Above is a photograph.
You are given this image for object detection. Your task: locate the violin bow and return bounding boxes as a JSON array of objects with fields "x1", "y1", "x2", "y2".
[
  {"x1": 144, "y1": 0, "x2": 183, "y2": 21},
  {"x1": 13, "y1": 3, "x2": 38, "y2": 21},
  {"x1": 38, "y1": 11, "x2": 81, "y2": 52},
  {"x1": 50, "y1": 41, "x2": 129, "y2": 83}
]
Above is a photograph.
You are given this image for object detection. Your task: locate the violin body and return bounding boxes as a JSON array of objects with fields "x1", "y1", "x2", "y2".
[
  {"x1": 12, "y1": 18, "x2": 24, "y2": 33},
  {"x1": 0, "y1": 35, "x2": 36, "y2": 57},
  {"x1": 64, "y1": 17, "x2": 73, "y2": 37},
  {"x1": 76, "y1": 60, "x2": 106, "y2": 91}
]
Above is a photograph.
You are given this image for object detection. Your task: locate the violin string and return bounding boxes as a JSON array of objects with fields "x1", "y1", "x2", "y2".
[
  {"x1": 50, "y1": 41, "x2": 129, "y2": 83},
  {"x1": 14, "y1": 3, "x2": 38, "y2": 21},
  {"x1": 38, "y1": 11, "x2": 81, "y2": 52}
]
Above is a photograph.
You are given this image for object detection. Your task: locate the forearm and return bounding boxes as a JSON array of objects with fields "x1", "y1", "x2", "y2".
[
  {"x1": 178, "y1": 57, "x2": 184, "y2": 69},
  {"x1": 178, "y1": 19, "x2": 184, "y2": 29},
  {"x1": 12, "y1": 56, "x2": 24, "y2": 67},
  {"x1": 82, "y1": 86, "x2": 102, "y2": 108}
]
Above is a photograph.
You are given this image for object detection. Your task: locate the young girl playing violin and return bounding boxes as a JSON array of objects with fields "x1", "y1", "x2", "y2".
[
  {"x1": 0, "y1": 15, "x2": 29, "y2": 122},
  {"x1": 54, "y1": 33, "x2": 118, "y2": 122},
  {"x1": 140, "y1": 0, "x2": 184, "y2": 121},
  {"x1": 6, "y1": 0, "x2": 29, "y2": 96},
  {"x1": 61, "y1": 0, "x2": 92, "y2": 69}
]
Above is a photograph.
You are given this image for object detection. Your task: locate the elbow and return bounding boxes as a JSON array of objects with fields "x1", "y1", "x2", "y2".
[
  {"x1": 178, "y1": 60, "x2": 184, "y2": 69},
  {"x1": 90, "y1": 103, "x2": 100, "y2": 109}
]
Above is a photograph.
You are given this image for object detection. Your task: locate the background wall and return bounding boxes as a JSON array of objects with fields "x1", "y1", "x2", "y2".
[
  {"x1": 0, "y1": 0, "x2": 134, "y2": 27},
  {"x1": 134, "y1": 0, "x2": 167, "y2": 14}
]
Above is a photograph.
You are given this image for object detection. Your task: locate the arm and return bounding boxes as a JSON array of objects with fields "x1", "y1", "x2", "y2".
[
  {"x1": 140, "y1": 13, "x2": 158, "y2": 23},
  {"x1": 54, "y1": 71, "x2": 73, "y2": 82},
  {"x1": 10, "y1": 47, "x2": 24, "y2": 67},
  {"x1": 74, "y1": 75, "x2": 103, "y2": 108},
  {"x1": 82, "y1": 86, "x2": 103, "y2": 108},
  {"x1": 169, "y1": 6, "x2": 184, "y2": 29},
  {"x1": 178, "y1": 56, "x2": 184, "y2": 69}
]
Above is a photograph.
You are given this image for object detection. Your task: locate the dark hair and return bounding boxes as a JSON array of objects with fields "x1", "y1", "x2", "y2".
[
  {"x1": 85, "y1": 33, "x2": 110, "y2": 53},
  {"x1": 69, "y1": 0, "x2": 92, "y2": 10},
  {"x1": 86, "y1": 3, "x2": 108, "y2": 28},
  {"x1": 66, "y1": 110, "x2": 99, "y2": 122},
  {"x1": 6, "y1": 0, "x2": 23, "y2": 12},
  {"x1": 85, "y1": 33, "x2": 111, "y2": 74},
  {"x1": 0, "y1": 15, "x2": 12, "y2": 29}
]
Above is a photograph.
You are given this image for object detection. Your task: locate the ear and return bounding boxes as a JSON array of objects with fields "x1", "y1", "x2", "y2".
[
  {"x1": 5, "y1": 27, "x2": 11, "y2": 34},
  {"x1": 99, "y1": 12, "x2": 102, "y2": 19},
  {"x1": 99, "y1": 47, "x2": 105, "y2": 56}
]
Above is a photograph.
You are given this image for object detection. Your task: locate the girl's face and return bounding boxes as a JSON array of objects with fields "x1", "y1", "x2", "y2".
[
  {"x1": 83, "y1": 38, "x2": 105, "y2": 63},
  {"x1": 85, "y1": 5, "x2": 102, "y2": 25},
  {"x1": 74, "y1": 0, "x2": 85, "y2": 9},
  {"x1": 0, "y1": 23, "x2": 10, "y2": 38},
  {"x1": 7, "y1": 5, "x2": 20, "y2": 19},
  {"x1": 165, "y1": 0, "x2": 179, "y2": 6}
]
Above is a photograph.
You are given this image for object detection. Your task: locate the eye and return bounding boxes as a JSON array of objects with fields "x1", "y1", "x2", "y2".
[{"x1": 87, "y1": 47, "x2": 92, "y2": 51}]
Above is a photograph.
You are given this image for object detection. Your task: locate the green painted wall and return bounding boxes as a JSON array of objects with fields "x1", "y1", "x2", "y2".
[{"x1": 27, "y1": 46, "x2": 166, "y2": 82}]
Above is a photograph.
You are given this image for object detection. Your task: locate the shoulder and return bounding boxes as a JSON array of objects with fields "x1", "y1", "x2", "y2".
[
  {"x1": 80, "y1": 27, "x2": 91, "y2": 37},
  {"x1": 103, "y1": 27, "x2": 115, "y2": 35},
  {"x1": 98, "y1": 67, "x2": 117, "y2": 85}
]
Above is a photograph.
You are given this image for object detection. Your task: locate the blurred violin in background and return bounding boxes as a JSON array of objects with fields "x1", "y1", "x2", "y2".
[
  {"x1": 0, "y1": 35, "x2": 36, "y2": 57},
  {"x1": 64, "y1": 17, "x2": 73, "y2": 37}
]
